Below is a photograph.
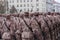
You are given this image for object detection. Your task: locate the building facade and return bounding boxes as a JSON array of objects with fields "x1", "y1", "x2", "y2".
[
  {"x1": 53, "y1": 1, "x2": 60, "y2": 13},
  {"x1": 0, "y1": 0, "x2": 5, "y2": 7},
  {"x1": 8, "y1": 0, "x2": 54, "y2": 13},
  {"x1": 46, "y1": 0, "x2": 54, "y2": 12}
]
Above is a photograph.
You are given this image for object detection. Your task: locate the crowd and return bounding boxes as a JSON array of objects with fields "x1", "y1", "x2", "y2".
[{"x1": 0, "y1": 12, "x2": 60, "y2": 40}]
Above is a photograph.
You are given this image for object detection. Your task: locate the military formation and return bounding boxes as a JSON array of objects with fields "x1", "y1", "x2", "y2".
[{"x1": 0, "y1": 12, "x2": 60, "y2": 40}]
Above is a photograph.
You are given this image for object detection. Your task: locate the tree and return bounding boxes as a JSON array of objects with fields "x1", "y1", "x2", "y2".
[
  {"x1": 31, "y1": 9, "x2": 33, "y2": 12},
  {"x1": 10, "y1": 5, "x2": 17, "y2": 13},
  {"x1": 0, "y1": 4, "x2": 5, "y2": 14}
]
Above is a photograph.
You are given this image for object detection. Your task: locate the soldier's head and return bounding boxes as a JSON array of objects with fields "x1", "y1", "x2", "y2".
[
  {"x1": 19, "y1": 13, "x2": 24, "y2": 19},
  {"x1": 42, "y1": 13, "x2": 47, "y2": 17},
  {"x1": 39, "y1": 12, "x2": 43, "y2": 15},
  {"x1": 56, "y1": 12, "x2": 60, "y2": 15},
  {"x1": 29, "y1": 13, "x2": 34, "y2": 18},
  {"x1": 6, "y1": 15, "x2": 11, "y2": 20},
  {"x1": 24, "y1": 12, "x2": 29, "y2": 18},
  {"x1": 34, "y1": 12, "x2": 39, "y2": 17},
  {"x1": 47, "y1": 12, "x2": 53, "y2": 15},
  {"x1": 51, "y1": 13, "x2": 54, "y2": 16}
]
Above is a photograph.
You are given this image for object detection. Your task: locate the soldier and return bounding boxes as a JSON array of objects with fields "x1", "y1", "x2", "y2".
[
  {"x1": 30, "y1": 16, "x2": 43, "y2": 40},
  {"x1": 19, "y1": 17, "x2": 34, "y2": 40},
  {"x1": 0, "y1": 17, "x2": 9, "y2": 38},
  {"x1": 10, "y1": 22, "x2": 17, "y2": 40},
  {"x1": 39, "y1": 16, "x2": 51, "y2": 40},
  {"x1": 47, "y1": 15, "x2": 56, "y2": 40},
  {"x1": 43, "y1": 16, "x2": 53, "y2": 40},
  {"x1": 53, "y1": 15, "x2": 60, "y2": 40},
  {"x1": 23, "y1": 12, "x2": 30, "y2": 26}
]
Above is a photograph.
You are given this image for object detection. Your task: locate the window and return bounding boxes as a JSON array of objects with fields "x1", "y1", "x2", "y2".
[
  {"x1": 31, "y1": 9, "x2": 33, "y2": 12},
  {"x1": 27, "y1": 4, "x2": 29, "y2": 7},
  {"x1": 24, "y1": 0, "x2": 25, "y2": 2},
  {"x1": 20, "y1": 9, "x2": 22, "y2": 12},
  {"x1": 17, "y1": 5, "x2": 19, "y2": 7},
  {"x1": 36, "y1": 0, "x2": 39, "y2": 1},
  {"x1": 12, "y1": 0, "x2": 14, "y2": 3},
  {"x1": 28, "y1": 9, "x2": 29, "y2": 12},
  {"x1": 10, "y1": 5, "x2": 11, "y2": 7},
  {"x1": 20, "y1": 0, "x2": 22, "y2": 2},
  {"x1": 27, "y1": 0, "x2": 29, "y2": 2},
  {"x1": 10, "y1": 1, "x2": 11, "y2": 3},
  {"x1": 37, "y1": 8, "x2": 39, "y2": 11},
  {"x1": 36, "y1": 4, "x2": 39, "y2": 6},
  {"x1": 20, "y1": 5, "x2": 22, "y2": 7}
]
